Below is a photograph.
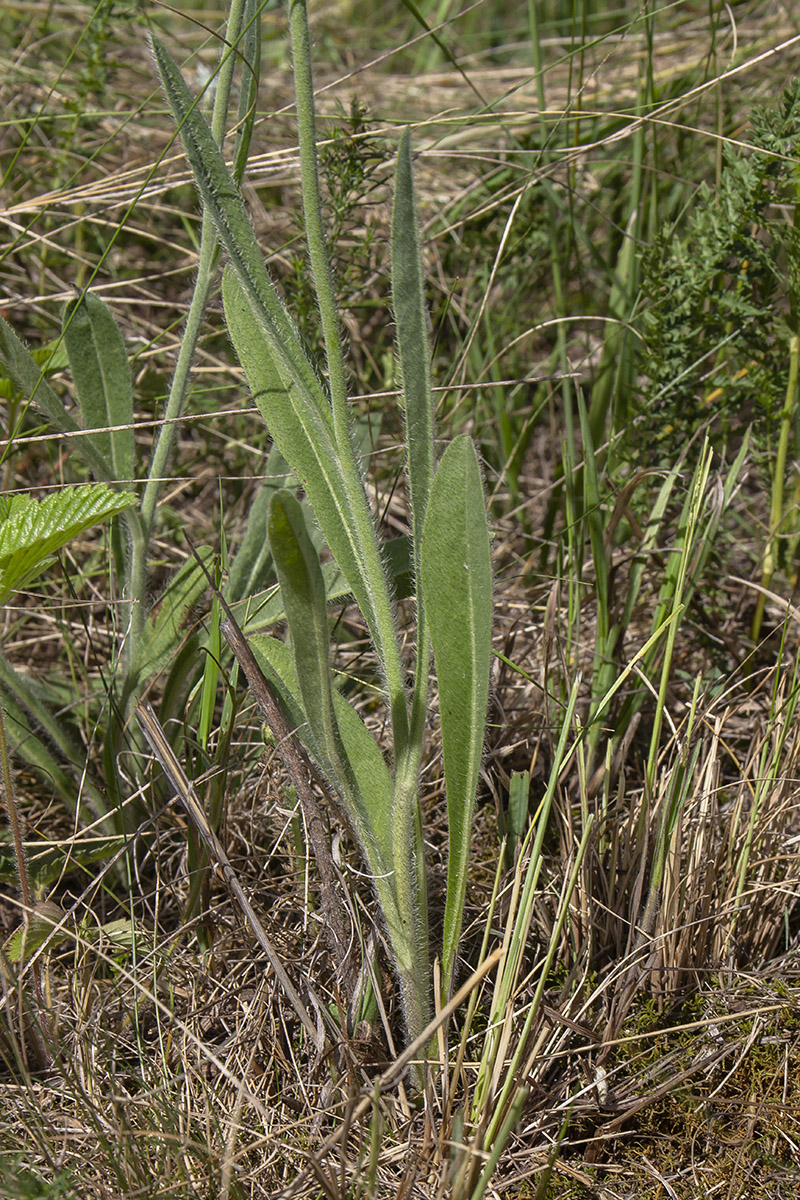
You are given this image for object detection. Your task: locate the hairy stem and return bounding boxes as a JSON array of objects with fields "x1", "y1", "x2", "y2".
[{"x1": 130, "y1": 0, "x2": 249, "y2": 672}]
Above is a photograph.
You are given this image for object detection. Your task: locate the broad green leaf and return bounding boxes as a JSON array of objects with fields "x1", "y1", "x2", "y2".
[
  {"x1": 249, "y1": 633, "x2": 393, "y2": 867},
  {"x1": 223, "y1": 269, "x2": 380, "y2": 639},
  {"x1": 420, "y1": 435, "x2": 492, "y2": 998},
  {"x1": 5, "y1": 902, "x2": 66, "y2": 962},
  {"x1": 63, "y1": 293, "x2": 135, "y2": 483},
  {"x1": 228, "y1": 535, "x2": 413, "y2": 635},
  {"x1": 123, "y1": 547, "x2": 214, "y2": 700},
  {"x1": 0, "y1": 484, "x2": 137, "y2": 605},
  {"x1": 392, "y1": 128, "x2": 434, "y2": 566},
  {"x1": 0, "y1": 313, "x2": 114, "y2": 482},
  {"x1": 152, "y1": 40, "x2": 404, "y2": 721},
  {"x1": 268, "y1": 490, "x2": 344, "y2": 781}
]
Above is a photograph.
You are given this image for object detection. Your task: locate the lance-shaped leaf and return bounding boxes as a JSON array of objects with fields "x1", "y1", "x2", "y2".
[
  {"x1": 152, "y1": 39, "x2": 409, "y2": 739},
  {"x1": 420, "y1": 435, "x2": 492, "y2": 999},
  {"x1": 0, "y1": 315, "x2": 114, "y2": 482},
  {"x1": 63, "y1": 293, "x2": 135, "y2": 484},
  {"x1": 0, "y1": 485, "x2": 137, "y2": 605},
  {"x1": 228, "y1": 534, "x2": 413, "y2": 634},
  {"x1": 248, "y1": 633, "x2": 393, "y2": 868},
  {"x1": 150, "y1": 38, "x2": 331, "y2": 433},
  {"x1": 268, "y1": 489, "x2": 344, "y2": 781},
  {"x1": 223, "y1": 269, "x2": 380, "y2": 640}
]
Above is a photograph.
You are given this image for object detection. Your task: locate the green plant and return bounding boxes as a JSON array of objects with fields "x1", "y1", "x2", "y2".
[
  {"x1": 638, "y1": 82, "x2": 800, "y2": 640},
  {"x1": 0, "y1": 483, "x2": 136, "y2": 1064},
  {"x1": 0, "y1": 0, "x2": 264, "y2": 830},
  {"x1": 151, "y1": 0, "x2": 493, "y2": 1045}
]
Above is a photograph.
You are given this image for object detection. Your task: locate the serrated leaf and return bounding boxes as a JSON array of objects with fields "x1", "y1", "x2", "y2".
[
  {"x1": 0, "y1": 484, "x2": 137, "y2": 605},
  {"x1": 420, "y1": 435, "x2": 492, "y2": 998},
  {"x1": 63, "y1": 292, "x2": 135, "y2": 483}
]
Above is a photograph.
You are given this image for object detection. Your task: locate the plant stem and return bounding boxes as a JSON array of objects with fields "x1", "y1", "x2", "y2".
[
  {"x1": 288, "y1": 0, "x2": 410, "y2": 752},
  {"x1": 130, "y1": 0, "x2": 248, "y2": 672}
]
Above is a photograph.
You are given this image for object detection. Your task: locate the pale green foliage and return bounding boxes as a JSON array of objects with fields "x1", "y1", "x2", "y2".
[
  {"x1": 153, "y1": 5, "x2": 493, "y2": 1044},
  {"x1": 63, "y1": 292, "x2": 135, "y2": 483},
  {"x1": 420, "y1": 435, "x2": 493, "y2": 994}
]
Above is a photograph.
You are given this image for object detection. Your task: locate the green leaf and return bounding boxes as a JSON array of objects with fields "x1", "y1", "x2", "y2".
[
  {"x1": 229, "y1": 534, "x2": 413, "y2": 635},
  {"x1": 0, "y1": 314, "x2": 114, "y2": 482},
  {"x1": 0, "y1": 661, "x2": 103, "y2": 818},
  {"x1": 268, "y1": 490, "x2": 344, "y2": 780},
  {"x1": 5, "y1": 902, "x2": 66, "y2": 962},
  {"x1": 249, "y1": 633, "x2": 393, "y2": 867},
  {"x1": 151, "y1": 40, "x2": 410, "y2": 746},
  {"x1": 222, "y1": 269, "x2": 381, "y2": 640},
  {"x1": 392, "y1": 128, "x2": 434, "y2": 566},
  {"x1": 0, "y1": 484, "x2": 137, "y2": 606},
  {"x1": 507, "y1": 770, "x2": 529, "y2": 846},
  {"x1": 0, "y1": 834, "x2": 128, "y2": 891},
  {"x1": 225, "y1": 444, "x2": 295, "y2": 602},
  {"x1": 420, "y1": 435, "x2": 492, "y2": 998},
  {"x1": 150, "y1": 38, "x2": 331, "y2": 432},
  {"x1": 63, "y1": 293, "x2": 135, "y2": 483}
]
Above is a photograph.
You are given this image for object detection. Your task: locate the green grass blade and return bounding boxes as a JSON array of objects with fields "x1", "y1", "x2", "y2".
[
  {"x1": 62, "y1": 293, "x2": 135, "y2": 484},
  {"x1": 0, "y1": 653, "x2": 109, "y2": 821},
  {"x1": 122, "y1": 547, "x2": 214, "y2": 703},
  {"x1": 420, "y1": 435, "x2": 492, "y2": 998}
]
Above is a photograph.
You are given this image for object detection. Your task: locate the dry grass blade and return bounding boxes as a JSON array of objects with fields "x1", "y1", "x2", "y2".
[{"x1": 136, "y1": 700, "x2": 322, "y2": 1047}]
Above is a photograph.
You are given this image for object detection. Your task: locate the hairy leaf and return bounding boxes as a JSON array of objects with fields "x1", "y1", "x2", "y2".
[
  {"x1": 392, "y1": 128, "x2": 434, "y2": 566},
  {"x1": 420, "y1": 435, "x2": 492, "y2": 998},
  {"x1": 63, "y1": 293, "x2": 135, "y2": 483},
  {"x1": 0, "y1": 314, "x2": 113, "y2": 481}
]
